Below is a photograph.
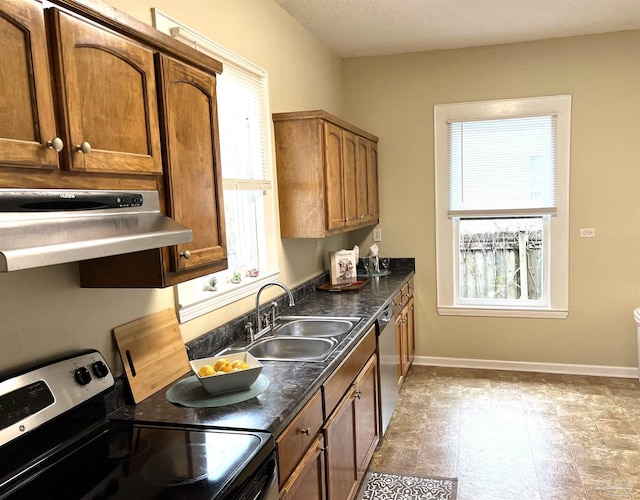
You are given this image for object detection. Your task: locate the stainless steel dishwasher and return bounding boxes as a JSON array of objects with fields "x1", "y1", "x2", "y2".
[{"x1": 377, "y1": 301, "x2": 398, "y2": 435}]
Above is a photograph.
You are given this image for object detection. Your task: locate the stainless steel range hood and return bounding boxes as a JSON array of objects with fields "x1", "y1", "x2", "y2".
[{"x1": 0, "y1": 189, "x2": 192, "y2": 272}]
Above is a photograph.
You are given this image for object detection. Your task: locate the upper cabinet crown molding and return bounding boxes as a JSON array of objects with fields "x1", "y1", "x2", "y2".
[
  {"x1": 45, "y1": 0, "x2": 223, "y2": 75},
  {"x1": 273, "y1": 110, "x2": 380, "y2": 238}
]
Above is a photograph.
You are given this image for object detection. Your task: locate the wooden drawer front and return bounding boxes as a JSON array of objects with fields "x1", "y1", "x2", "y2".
[
  {"x1": 277, "y1": 389, "x2": 324, "y2": 487},
  {"x1": 323, "y1": 326, "x2": 375, "y2": 419}
]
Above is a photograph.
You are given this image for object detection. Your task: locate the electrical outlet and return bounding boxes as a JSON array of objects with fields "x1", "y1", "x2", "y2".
[
  {"x1": 373, "y1": 228, "x2": 382, "y2": 242},
  {"x1": 579, "y1": 228, "x2": 596, "y2": 238}
]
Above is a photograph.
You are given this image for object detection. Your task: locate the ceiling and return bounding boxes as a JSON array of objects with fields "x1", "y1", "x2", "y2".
[{"x1": 275, "y1": 0, "x2": 640, "y2": 58}]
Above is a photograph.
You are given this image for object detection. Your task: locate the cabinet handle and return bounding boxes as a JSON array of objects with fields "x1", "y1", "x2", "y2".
[
  {"x1": 300, "y1": 427, "x2": 311, "y2": 435},
  {"x1": 360, "y1": 214, "x2": 364, "y2": 219},
  {"x1": 180, "y1": 250, "x2": 191, "y2": 260},
  {"x1": 76, "y1": 141, "x2": 92, "y2": 154},
  {"x1": 46, "y1": 137, "x2": 64, "y2": 152}
]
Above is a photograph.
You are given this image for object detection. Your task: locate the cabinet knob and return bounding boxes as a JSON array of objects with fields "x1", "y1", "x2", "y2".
[
  {"x1": 76, "y1": 141, "x2": 92, "y2": 154},
  {"x1": 300, "y1": 427, "x2": 311, "y2": 435},
  {"x1": 46, "y1": 137, "x2": 64, "y2": 152},
  {"x1": 360, "y1": 214, "x2": 364, "y2": 219},
  {"x1": 180, "y1": 250, "x2": 191, "y2": 260},
  {"x1": 355, "y1": 390, "x2": 362, "y2": 399}
]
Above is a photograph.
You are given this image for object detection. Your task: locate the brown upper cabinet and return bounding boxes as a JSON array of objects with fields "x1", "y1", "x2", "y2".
[
  {"x1": 78, "y1": 55, "x2": 228, "y2": 287},
  {"x1": 273, "y1": 110, "x2": 379, "y2": 238},
  {"x1": 0, "y1": 0, "x2": 223, "y2": 190},
  {"x1": 0, "y1": 1, "x2": 162, "y2": 182},
  {"x1": 155, "y1": 55, "x2": 227, "y2": 274},
  {"x1": 1, "y1": 0, "x2": 228, "y2": 286},
  {"x1": 49, "y1": 10, "x2": 162, "y2": 175},
  {"x1": 0, "y1": 0, "x2": 61, "y2": 171}
]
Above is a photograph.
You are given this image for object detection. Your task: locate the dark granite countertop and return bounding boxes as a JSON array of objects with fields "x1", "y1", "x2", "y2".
[{"x1": 108, "y1": 263, "x2": 414, "y2": 438}]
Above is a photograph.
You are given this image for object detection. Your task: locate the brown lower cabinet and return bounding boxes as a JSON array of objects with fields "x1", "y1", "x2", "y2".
[
  {"x1": 394, "y1": 277, "x2": 416, "y2": 389},
  {"x1": 280, "y1": 435, "x2": 326, "y2": 500},
  {"x1": 277, "y1": 326, "x2": 380, "y2": 499}
]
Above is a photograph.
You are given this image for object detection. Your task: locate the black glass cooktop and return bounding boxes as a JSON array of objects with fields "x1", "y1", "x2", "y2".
[{"x1": 0, "y1": 422, "x2": 272, "y2": 499}]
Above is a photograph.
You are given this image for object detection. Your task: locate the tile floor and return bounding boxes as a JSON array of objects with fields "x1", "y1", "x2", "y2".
[{"x1": 370, "y1": 365, "x2": 640, "y2": 500}]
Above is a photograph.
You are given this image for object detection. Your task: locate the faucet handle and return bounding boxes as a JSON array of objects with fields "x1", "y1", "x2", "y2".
[
  {"x1": 244, "y1": 322, "x2": 255, "y2": 341},
  {"x1": 261, "y1": 313, "x2": 271, "y2": 328}
]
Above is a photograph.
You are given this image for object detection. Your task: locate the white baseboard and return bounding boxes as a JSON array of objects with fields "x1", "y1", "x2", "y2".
[{"x1": 414, "y1": 355, "x2": 639, "y2": 379}]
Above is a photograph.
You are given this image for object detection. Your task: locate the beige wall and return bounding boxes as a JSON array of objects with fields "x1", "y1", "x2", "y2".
[
  {"x1": 345, "y1": 31, "x2": 640, "y2": 368},
  {"x1": 0, "y1": 0, "x2": 348, "y2": 376},
  {"x1": 3, "y1": 1, "x2": 638, "y2": 378}
]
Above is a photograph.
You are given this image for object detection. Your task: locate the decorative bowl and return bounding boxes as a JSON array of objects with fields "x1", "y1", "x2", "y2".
[{"x1": 190, "y1": 352, "x2": 263, "y2": 395}]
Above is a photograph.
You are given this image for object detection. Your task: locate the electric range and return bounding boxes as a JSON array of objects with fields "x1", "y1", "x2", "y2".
[{"x1": 0, "y1": 350, "x2": 277, "y2": 499}]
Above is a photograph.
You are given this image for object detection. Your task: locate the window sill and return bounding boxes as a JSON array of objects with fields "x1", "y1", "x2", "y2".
[
  {"x1": 177, "y1": 270, "x2": 280, "y2": 323},
  {"x1": 437, "y1": 306, "x2": 568, "y2": 319}
]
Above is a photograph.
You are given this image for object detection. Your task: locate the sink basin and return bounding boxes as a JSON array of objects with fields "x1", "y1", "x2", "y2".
[
  {"x1": 247, "y1": 336, "x2": 337, "y2": 362},
  {"x1": 275, "y1": 316, "x2": 360, "y2": 338}
]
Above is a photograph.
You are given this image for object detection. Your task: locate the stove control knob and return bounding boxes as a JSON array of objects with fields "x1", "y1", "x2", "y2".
[
  {"x1": 74, "y1": 366, "x2": 92, "y2": 386},
  {"x1": 91, "y1": 361, "x2": 109, "y2": 378}
]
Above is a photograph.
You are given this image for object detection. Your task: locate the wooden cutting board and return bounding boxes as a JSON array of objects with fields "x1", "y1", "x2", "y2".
[{"x1": 113, "y1": 308, "x2": 191, "y2": 403}]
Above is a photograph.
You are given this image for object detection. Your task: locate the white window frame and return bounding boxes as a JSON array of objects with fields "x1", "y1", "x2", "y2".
[
  {"x1": 153, "y1": 10, "x2": 281, "y2": 323},
  {"x1": 434, "y1": 95, "x2": 571, "y2": 318}
]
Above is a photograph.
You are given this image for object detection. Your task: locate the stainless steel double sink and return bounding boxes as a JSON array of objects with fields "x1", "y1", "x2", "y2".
[{"x1": 220, "y1": 316, "x2": 361, "y2": 362}]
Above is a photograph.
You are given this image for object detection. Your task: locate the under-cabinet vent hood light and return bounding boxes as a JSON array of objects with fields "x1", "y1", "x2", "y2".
[{"x1": 0, "y1": 189, "x2": 192, "y2": 272}]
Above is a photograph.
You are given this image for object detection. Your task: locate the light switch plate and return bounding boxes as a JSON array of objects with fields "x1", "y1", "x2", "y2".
[{"x1": 373, "y1": 228, "x2": 382, "y2": 242}]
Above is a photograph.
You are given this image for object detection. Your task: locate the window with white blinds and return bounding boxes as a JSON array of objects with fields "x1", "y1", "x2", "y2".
[
  {"x1": 448, "y1": 115, "x2": 557, "y2": 217},
  {"x1": 434, "y1": 95, "x2": 571, "y2": 318},
  {"x1": 153, "y1": 10, "x2": 280, "y2": 322}
]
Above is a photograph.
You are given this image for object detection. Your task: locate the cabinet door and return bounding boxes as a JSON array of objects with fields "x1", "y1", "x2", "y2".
[
  {"x1": 401, "y1": 307, "x2": 410, "y2": 378},
  {"x1": 342, "y1": 130, "x2": 359, "y2": 227},
  {"x1": 51, "y1": 11, "x2": 162, "y2": 175},
  {"x1": 367, "y1": 141, "x2": 379, "y2": 220},
  {"x1": 356, "y1": 137, "x2": 369, "y2": 222},
  {"x1": 354, "y1": 355, "x2": 380, "y2": 478},
  {"x1": 0, "y1": 0, "x2": 59, "y2": 169},
  {"x1": 395, "y1": 314, "x2": 404, "y2": 388},
  {"x1": 324, "y1": 122, "x2": 346, "y2": 231},
  {"x1": 324, "y1": 388, "x2": 358, "y2": 500},
  {"x1": 407, "y1": 296, "x2": 415, "y2": 365},
  {"x1": 280, "y1": 434, "x2": 326, "y2": 500},
  {"x1": 156, "y1": 55, "x2": 227, "y2": 272}
]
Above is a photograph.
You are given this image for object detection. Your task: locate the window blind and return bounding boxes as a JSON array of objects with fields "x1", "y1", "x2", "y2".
[
  {"x1": 218, "y1": 64, "x2": 270, "y2": 185},
  {"x1": 448, "y1": 115, "x2": 557, "y2": 218},
  {"x1": 168, "y1": 26, "x2": 271, "y2": 187}
]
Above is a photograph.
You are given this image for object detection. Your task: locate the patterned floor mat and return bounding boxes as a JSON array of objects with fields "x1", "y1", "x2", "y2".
[{"x1": 356, "y1": 471, "x2": 457, "y2": 500}]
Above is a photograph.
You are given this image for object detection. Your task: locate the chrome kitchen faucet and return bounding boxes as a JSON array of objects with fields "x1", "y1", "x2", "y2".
[{"x1": 252, "y1": 281, "x2": 295, "y2": 342}]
